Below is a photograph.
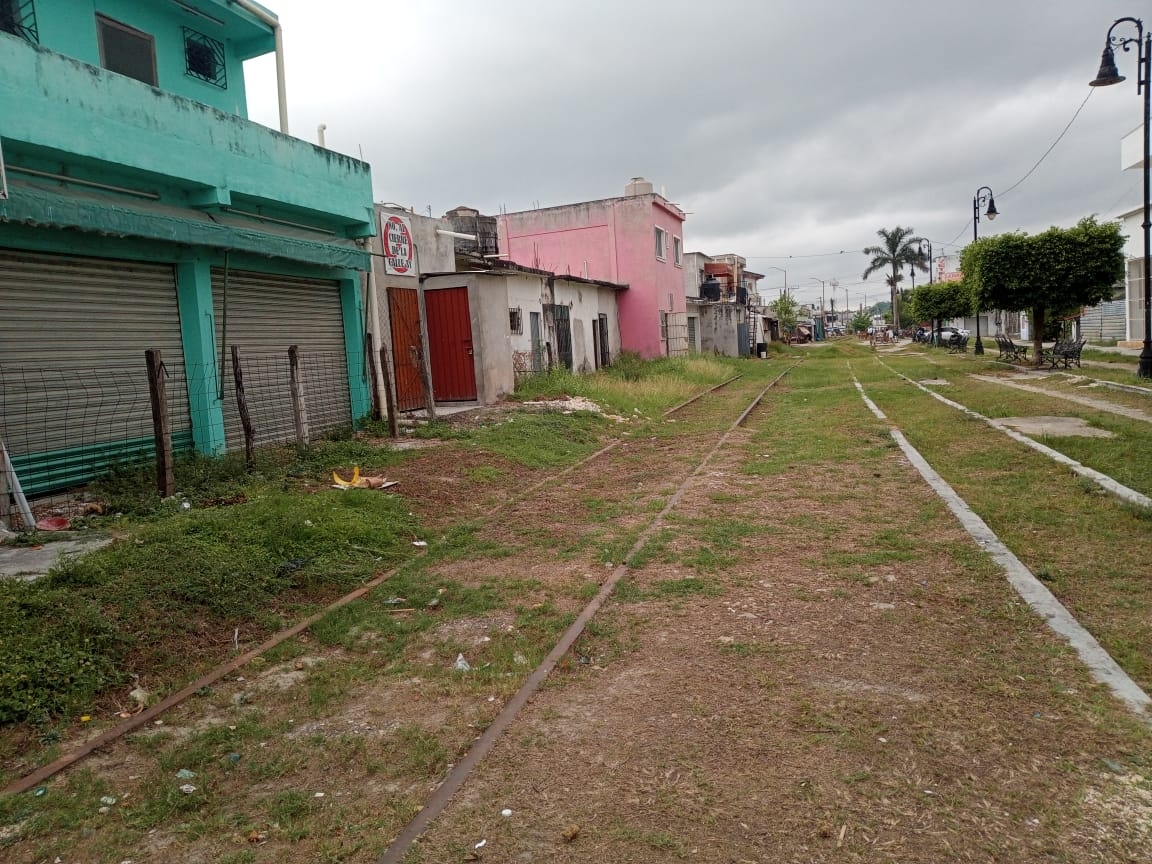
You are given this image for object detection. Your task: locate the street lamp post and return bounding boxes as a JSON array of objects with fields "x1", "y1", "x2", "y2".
[
  {"x1": 972, "y1": 185, "x2": 999, "y2": 355},
  {"x1": 918, "y1": 240, "x2": 933, "y2": 284},
  {"x1": 1090, "y1": 16, "x2": 1152, "y2": 379}
]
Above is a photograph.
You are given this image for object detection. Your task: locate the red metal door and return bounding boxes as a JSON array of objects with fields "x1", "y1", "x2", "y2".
[
  {"x1": 425, "y1": 287, "x2": 477, "y2": 401},
  {"x1": 387, "y1": 287, "x2": 426, "y2": 412}
]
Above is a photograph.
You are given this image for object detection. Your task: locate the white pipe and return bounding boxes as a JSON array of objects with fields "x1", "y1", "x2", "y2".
[
  {"x1": 435, "y1": 229, "x2": 477, "y2": 241},
  {"x1": 233, "y1": 0, "x2": 289, "y2": 134},
  {"x1": 317, "y1": 123, "x2": 327, "y2": 148}
]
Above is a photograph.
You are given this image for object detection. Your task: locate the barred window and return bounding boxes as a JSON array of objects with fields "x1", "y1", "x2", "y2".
[
  {"x1": 184, "y1": 27, "x2": 227, "y2": 89},
  {"x1": 0, "y1": 0, "x2": 38, "y2": 43},
  {"x1": 509, "y1": 307, "x2": 522, "y2": 335}
]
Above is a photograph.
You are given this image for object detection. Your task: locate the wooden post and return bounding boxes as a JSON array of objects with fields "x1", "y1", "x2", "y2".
[
  {"x1": 0, "y1": 438, "x2": 10, "y2": 530},
  {"x1": 365, "y1": 333, "x2": 381, "y2": 421},
  {"x1": 0, "y1": 437, "x2": 35, "y2": 531},
  {"x1": 409, "y1": 345, "x2": 437, "y2": 421},
  {"x1": 378, "y1": 345, "x2": 399, "y2": 438},
  {"x1": 231, "y1": 345, "x2": 256, "y2": 472},
  {"x1": 145, "y1": 349, "x2": 175, "y2": 498},
  {"x1": 288, "y1": 345, "x2": 310, "y2": 449}
]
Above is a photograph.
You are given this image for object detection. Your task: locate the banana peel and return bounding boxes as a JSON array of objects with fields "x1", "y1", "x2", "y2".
[{"x1": 332, "y1": 467, "x2": 397, "y2": 490}]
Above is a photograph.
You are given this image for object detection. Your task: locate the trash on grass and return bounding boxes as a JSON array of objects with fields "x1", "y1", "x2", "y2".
[
  {"x1": 454, "y1": 653, "x2": 471, "y2": 672},
  {"x1": 35, "y1": 516, "x2": 70, "y2": 531},
  {"x1": 332, "y1": 467, "x2": 399, "y2": 490},
  {"x1": 175, "y1": 769, "x2": 196, "y2": 780},
  {"x1": 412, "y1": 540, "x2": 428, "y2": 547},
  {"x1": 179, "y1": 784, "x2": 197, "y2": 795},
  {"x1": 500, "y1": 808, "x2": 512, "y2": 817}
]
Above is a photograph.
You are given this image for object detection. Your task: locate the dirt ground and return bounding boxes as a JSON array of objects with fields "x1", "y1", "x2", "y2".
[{"x1": 5, "y1": 370, "x2": 1151, "y2": 863}]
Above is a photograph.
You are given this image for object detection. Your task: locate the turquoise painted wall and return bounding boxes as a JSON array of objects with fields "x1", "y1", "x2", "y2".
[
  {"x1": 30, "y1": 0, "x2": 274, "y2": 117},
  {"x1": 1, "y1": 32, "x2": 374, "y2": 236}
]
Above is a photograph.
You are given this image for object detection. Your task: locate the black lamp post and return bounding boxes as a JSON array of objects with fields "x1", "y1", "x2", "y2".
[
  {"x1": 1090, "y1": 16, "x2": 1152, "y2": 379},
  {"x1": 918, "y1": 240, "x2": 933, "y2": 284},
  {"x1": 972, "y1": 186, "x2": 999, "y2": 355}
]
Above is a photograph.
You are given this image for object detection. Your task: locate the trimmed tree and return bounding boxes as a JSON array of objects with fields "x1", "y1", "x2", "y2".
[
  {"x1": 862, "y1": 227, "x2": 928, "y2": 331},
  {"x1": 906, "y1": 280, "x2": 971, "y2": 344},
  {"x1": 960, "y1": 217, "x2": 1125, "y2": 364},
  {"x1": 770, "y1": 292, "x2": 800, "y2": 340}
]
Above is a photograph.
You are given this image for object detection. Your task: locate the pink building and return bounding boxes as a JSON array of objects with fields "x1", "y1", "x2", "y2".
[{"x1": 497, "y1": 178, "x2": 687, "y2": 358}]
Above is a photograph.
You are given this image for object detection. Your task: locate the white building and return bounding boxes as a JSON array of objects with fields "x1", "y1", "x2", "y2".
[{"x1": 1118, "y1": 124, "x2": 1147, "y2": 347}]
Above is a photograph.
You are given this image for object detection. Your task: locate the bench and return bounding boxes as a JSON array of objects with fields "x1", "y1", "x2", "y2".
[
  {"x1": 1039, "y1": 339, "x2": 1086, "y2": 369},
  {"x1": 994, "y1": 334, "x2": 1030, "y2": 362},
  {"x1": 947, "y1": 334, "x2": 969, "y2": 354}
]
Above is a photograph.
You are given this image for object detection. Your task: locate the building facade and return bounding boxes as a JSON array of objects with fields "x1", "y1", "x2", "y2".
[
  {"x1": 497, "y1": 178, "x2": 686, "y2": 359},
  {"x1": 0, "y1": 0, "x2": 375, "y2": 493}
]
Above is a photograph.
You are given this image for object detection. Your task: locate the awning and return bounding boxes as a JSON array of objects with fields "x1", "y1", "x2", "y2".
[{"x1": 0, "y1": 181, "x2": 369, "y2": 271}]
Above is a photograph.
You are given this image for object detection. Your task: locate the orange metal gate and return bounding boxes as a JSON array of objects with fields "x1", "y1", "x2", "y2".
[
  {"x1": 425, "y1": 287, "x2": 477, "y2": 402},
  {"x1": 387, "y1": 286, "x2": 425, "y2": 412}
]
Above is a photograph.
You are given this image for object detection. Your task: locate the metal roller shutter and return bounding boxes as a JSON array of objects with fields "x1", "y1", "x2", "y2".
[
  {"x1": 0, "y1": 250, "x2": 188, "y2": 495},
  {"x1": 212, "y1": 269, "x2": 351, "y2": 449}
]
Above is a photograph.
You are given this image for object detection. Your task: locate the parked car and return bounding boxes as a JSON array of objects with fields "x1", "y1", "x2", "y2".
[{"x1": 934, "y1": 327, "x2": 969, "y2": 344}]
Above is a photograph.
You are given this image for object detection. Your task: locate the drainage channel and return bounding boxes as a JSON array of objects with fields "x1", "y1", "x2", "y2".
[
  {"x1": 376, "y1": 362, "x2": 801, "y2": 864},
  {"x1": 0, "y1": 370, "x2": 767, "y2": 797},
  {"x1": 851, "y1": 370, "x2": 1151, "y2": 726},
  {"x1": 873, "y1": 356, "x2": 1152, "y2": 510}
]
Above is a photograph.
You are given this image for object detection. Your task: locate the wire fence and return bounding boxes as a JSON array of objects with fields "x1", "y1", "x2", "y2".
[{"x1": 1, "y1": 346, "x2": 354, "y2": 503}]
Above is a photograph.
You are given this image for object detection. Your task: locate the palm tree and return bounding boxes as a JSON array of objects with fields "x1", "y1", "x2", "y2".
[{"x1": 863, "y1": 227, "x2": 928, "y2": 332}]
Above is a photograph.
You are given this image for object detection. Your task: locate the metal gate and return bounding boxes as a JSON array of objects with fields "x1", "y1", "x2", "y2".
[
  {"x1": 425, "y1": 287, "x2": 477, "y2": 401},
  {"x1": 387, "y1": 286, "x2": 426, "y2": 412},
  {"x1": 547, "y1": 304, "x2": 573, "y2": 370},
  {"x1": 666, "y1": 311, "x2": 688, "y2": 357},
  {"x1": 213, "y1": 269, "x2": 349, "y2": 449},
  {"x1": 0, "y1": 250, "x2": 188, "y2": 494}
]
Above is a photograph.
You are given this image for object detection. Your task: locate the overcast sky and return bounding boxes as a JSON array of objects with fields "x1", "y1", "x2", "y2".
[{"x1": 245, "y1": 1, "x2": 1145, "y2": 310}]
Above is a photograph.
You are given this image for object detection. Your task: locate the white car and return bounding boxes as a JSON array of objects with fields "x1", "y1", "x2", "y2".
[{"x1": 935, "y1": 327, "x2": 970, "y2": 342}]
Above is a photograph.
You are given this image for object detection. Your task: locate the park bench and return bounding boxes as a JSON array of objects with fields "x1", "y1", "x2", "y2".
[
  {"x1": 1039, "y1": 339, "x2": 1086, "y2": 369},
  {"x1": 994, "y1": 334, "x2": 1030, "y2": 362},
  {"x1": 947, "y1": 334, "x2": 969, "y2": 354}
]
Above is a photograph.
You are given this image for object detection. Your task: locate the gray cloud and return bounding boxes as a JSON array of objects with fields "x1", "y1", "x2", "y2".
[{"x1": 245, "y1": 0, "x2": 1145, "y2": 308}]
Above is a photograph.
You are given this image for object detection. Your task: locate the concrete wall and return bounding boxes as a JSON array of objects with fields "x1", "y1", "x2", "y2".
[
  {"x1": 683, "y1": 252, "x2": 709, "y2": 299},
  {"x1": 497, "y1": 191, "x2": 685, "y2": 359},
  {"x1": 689, "y1": 301, "x2": 744, "y2": 357}
]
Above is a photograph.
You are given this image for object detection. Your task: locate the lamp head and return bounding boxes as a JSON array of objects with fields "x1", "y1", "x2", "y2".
[
  {"x1": 985, "y1": 194, "x2": 999, "y2": 221},
  {"x1": 1090, "y1": 44, "x2": 1125, "y2": 86}
]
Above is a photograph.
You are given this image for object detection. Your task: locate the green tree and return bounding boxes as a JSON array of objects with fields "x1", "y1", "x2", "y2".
[
  {"x1": 862, "y1": 227, "x2": 928, "y2": 331},
  {"x1": 770, "y1": 292, "x2": 800, "y2": 339},
  {"x1": 961, "y1": 217, "x2": 1125, "y2": 363},
  {"x1": 906, "y1": 280, "x2": 971, "y2": 342},
  {"x1": 850, "y1": 310, "x2": 871, "y2": 333}
]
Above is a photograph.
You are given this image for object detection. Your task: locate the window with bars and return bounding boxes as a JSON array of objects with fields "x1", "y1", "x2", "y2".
[
  {"x1": 509, "y1": 306, "x2": 522, "y2": 335},
  {"x1": 184, "y1": 27, "x2": 227, "y2": 88},
  {"x1": 0, "y1": 0, "x2": 38, "y2": 43}
]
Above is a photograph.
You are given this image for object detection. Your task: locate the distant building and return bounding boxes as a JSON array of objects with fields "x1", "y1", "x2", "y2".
[{"x1": 497, "y1": 178, "x2": 687, "y2": 358}]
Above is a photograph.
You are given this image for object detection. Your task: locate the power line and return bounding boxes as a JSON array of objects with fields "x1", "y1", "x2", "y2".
[{"x1": 946, "y1": 87, "x2": 1096, "y2": 247}]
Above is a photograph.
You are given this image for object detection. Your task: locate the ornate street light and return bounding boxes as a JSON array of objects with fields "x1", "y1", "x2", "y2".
[
  {"x1": 971, "y1": 186, "x2": 998, "y2": 355},
  {"x1": 1090, "y1": 16, "x2": 1152, "y2": 378}
]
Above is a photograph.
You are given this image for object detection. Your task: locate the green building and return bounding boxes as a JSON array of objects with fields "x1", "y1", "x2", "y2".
[{"x1": 0, "y1": 0, "x2": 375, "y2": 495}]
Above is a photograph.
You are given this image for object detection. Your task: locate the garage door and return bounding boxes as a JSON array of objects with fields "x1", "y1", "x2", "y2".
[
  {"x1": 213, "y1": 269, "x2": 351, "y2": 449},
  {"x1": 0, "y1": 250, "x2": 188, "y2": 495}
]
